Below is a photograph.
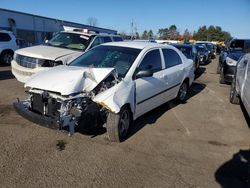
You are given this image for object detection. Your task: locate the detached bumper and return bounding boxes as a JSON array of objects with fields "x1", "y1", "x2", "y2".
[{"x1": 13, "y1": 101, "x2": 60, "y2": 130}]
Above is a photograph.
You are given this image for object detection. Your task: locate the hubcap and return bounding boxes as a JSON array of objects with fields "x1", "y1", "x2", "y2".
[
  {"x1": 119, "y1": 110, "x2": 130, "y2": 137},
  {"x1": 179, "y1": 83, "x2": 187, "y2": 101},
  {"x1": 3, "y1": 54, "x2": 12, "y2": 64}
]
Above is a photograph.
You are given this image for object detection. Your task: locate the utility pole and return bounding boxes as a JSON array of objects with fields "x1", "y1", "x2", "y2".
[
  {"x1": 131, "y1": 19, "x2": 134, "y2": 40},
  {"x1": 134, "y1": 22, "x2": 138, "y2": 39}
]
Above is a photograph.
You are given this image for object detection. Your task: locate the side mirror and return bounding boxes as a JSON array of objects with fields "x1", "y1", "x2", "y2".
[{"x1": 135, "y1": 70, "x2": 153, "y2": 79}]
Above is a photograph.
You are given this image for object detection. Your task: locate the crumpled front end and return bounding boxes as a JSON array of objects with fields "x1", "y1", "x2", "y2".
[{"x1": 14, "y1": 89, "x2": 107, "y2": 135}]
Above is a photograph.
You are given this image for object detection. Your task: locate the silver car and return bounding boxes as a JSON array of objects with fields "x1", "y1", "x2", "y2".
[{"x1": 230, "y1": 53, "x2": 250, "y2": 116}]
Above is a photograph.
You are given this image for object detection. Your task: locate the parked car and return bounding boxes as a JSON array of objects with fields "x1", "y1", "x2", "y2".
[
  {"x1": 14, "y1": 42, "x2": 194, "y2": 142},
  {"x1": 196, "y1": 41, "x2": 216, "y2": 59},
  {"x1": 230, "y1": 53, "x2": 250, "y2": 116},
  {"x1": 11, "y1": 30, "x2": 123, "y2": 83},
  {"x1": 0, "y1": 30, "x2": 18, "y2": 64},
  {"x1": 218, "y1": 39, "x2": 250, "y2": 84},
  {"x1": 172, "y1": 44, "x2": 200, "y2": 71},
  {"x1": 195, "y1": 44, "x2": 210, "y2": 64},
  {"x1": 16, "y1": 38, "x2": 32, "y2": 49}
]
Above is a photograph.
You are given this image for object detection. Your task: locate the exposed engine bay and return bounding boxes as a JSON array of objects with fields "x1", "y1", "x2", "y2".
[{"x1": 18, "y1": 74, "x2": 119, "y2": 135}]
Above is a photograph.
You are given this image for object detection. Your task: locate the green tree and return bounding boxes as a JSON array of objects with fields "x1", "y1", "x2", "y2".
[
  {"x1": 148, "y1": 30, "x2": 153, "y2": 39},
  {"x1": 141, "y1": 30, "x2": 148, "y2": 39},
  {"x1": 158, "y1": 25, "x2": 179, "y2": 40},
  {"x1": 193, "y1": 25, "x2": 231, "y2": 41},
  {"x1": 135, "y1": 32, "x2": 140, "y2": 39}
]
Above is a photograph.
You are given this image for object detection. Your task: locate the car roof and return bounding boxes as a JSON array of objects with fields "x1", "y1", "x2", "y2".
[
  {"x1": 61, "y1": 31, "x2": 120, "y2": 37},
  {"x1": 101, "y1": 41, "x2": 166, "y2": 49},
  {"x1": 172, "y1": 44, "x2": 193, "y2": 48}
]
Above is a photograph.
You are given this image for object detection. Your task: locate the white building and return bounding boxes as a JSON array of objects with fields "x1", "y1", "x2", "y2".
[{"x1": 0, "y1": 8, "x2": 117, "y2": 44}]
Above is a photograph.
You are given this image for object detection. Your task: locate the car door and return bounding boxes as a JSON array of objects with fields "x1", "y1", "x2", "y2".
[
  {"x1": 236, "y1": 56, "x2": 247, "y2": 88},
  {"x1": 135, "y1": 49, "x2": 166, "y2": 118},
  {"x1": 161, "y1": 48, "x2": 184, "y2": 100},
  {"x1": 241, "y1": 57, "x2": 250, "y2": 115}
]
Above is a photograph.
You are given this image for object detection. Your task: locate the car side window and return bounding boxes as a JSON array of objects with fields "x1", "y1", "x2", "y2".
[
  {"x1": 113, "y1": 37, "x2": 123, "y2": 42},
  {"x1": 90, "y1": 37, "x2": 102, "y2": 48},
  {"x1": 0, "y1": 33, "x2": 11, "y2": 42},
  {"x1": 162, "y1": 49, "x2": 182, "y2": 68},
  {"x1": 103, "y1": 37, "x2": 112, "y2": 43},
  {"x1": 193, "y1": 46, "x2": 197, "y2": 55},
  {"x1": 138, "y1": 49, "x2": 162, "y2": 73}
]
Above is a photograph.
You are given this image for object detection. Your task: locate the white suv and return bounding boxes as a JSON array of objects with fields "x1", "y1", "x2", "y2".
[
  {"x1": 11, "y1": 30, "x2": 123, "y2": 83},
  {"x1": 0, "y1": 30, "x2": 18, "y2": 64}
]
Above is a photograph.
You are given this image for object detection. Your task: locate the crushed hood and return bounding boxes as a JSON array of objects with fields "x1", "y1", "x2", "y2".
[
  {"x1": 16, "y1": 45, "x2": 81, "y2": 60},
  {"x1": 25, "y1": 65, "x2": 114, "y2": 95}
]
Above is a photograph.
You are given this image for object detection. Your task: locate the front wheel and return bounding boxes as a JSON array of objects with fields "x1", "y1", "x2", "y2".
[
  {"x1": 219, "y1": 67, "x2": 226, "y2": 84},
  {"x1": 176, "y1": 81, "x2": 188, "y2": 103},
  {"x1": 1, "y1": 51, "x2": 13, "y2": 65},
  {"x1": 106, "y1": 106, "x2": 132, "y2": 142},
  {"x1": 230, "y1": 77, "x2": 240, "y2": 104},
  {"x1": 217, "y1": 64, "x2": 221, "y2": 74}
]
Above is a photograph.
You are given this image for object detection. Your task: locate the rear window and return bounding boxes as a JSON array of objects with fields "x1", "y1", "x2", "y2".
[
  {"x1": 113, "y1": 37, "x2": 123, "y2": 42},
  {"x1": 244, "y1": 40, "x2": 250, "y2": 52},
  {"x1": 0, "y1": 33, "x2": 11, "y2": 42}
]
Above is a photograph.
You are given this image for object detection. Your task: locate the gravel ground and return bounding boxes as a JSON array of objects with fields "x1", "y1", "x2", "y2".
[{"x1": 0, "y1": 57, "x2": 249, "y2": 188}]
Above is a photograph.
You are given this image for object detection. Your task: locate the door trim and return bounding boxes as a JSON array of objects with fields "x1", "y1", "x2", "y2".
[{"x1": 136, "y1": 82, "x2": 181, "y2": 105}]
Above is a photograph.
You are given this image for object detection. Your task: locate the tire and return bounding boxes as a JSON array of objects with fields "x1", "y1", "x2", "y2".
[
  {"x1": 219, "y1": 67, "x2": 226, "y2": 84},
  {"x1": 106, "y1": 106, "x2": 132, "y2": 142},
  {"x1": 217, "y1": 64, "x2": 221, "y2": 74},
  {"x1": 230, "y1": 77, "x2": 240, "y2": 104},
  {"x1": 0, "y1": 51, "x2": 13, "y2": 65},
  {"x1": 176, "y1": 81, "x2": 188, "y2": 103}
]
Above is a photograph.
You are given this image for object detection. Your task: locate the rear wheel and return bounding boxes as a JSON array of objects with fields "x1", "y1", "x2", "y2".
[
  {"x1": 217, "y1": 64, "x2": 221, "y2": 74},
  {"x1": 230, "y1": 77, "x2": 240, "y2": 104},
  {"x1": 0, "y1": 51, "x2": 13, "y2": 65},
  {"x1": 106, "y1": 106, "x2": 132, "y2": 142},
  {"x1": 176, "y1": 81, "x2": 188, "y2": 103}
]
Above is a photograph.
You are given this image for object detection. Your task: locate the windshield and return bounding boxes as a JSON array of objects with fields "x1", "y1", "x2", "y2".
[
  {"x1": 174, "y1": 46, "x2": 192, "y2": 59},
  {"x1": 48, "y1": 32, "x2": 91, "y2": 51},
  {"x1": 196, "y1": 45, "x2": 206, "y2": 52},
  {"x1": 229, "y1": 48, "x2": 244, "y2": 53},
  {"x1": 70, "y1": 45, "x2": 141, "y2": 78},
  {"x1": 197, "y1": 43, "x2": 213, "y2": 50}
]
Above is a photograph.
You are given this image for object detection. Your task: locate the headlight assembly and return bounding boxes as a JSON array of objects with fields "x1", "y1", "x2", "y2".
[{"x1": 226, "y1": 57, "x2": 237, "y2": 66}]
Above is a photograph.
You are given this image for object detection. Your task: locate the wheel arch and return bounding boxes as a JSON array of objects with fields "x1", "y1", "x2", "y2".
[{"x1": 0, "y1": 49, "x2": 14, "y2": 56}]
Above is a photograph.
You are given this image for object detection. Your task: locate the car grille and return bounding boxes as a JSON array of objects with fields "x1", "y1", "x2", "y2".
[
  {"x1": 15, "y1": 54, "x2": 38, "y2": 69},
  {"x1": 31, "y1": 93, "x2": 62, "y2": 118}
]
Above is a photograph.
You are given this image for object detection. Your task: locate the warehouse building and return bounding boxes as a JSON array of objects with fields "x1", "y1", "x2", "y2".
[{"x1": 0, "y1": 8, "x2": 117, "y2": 44}]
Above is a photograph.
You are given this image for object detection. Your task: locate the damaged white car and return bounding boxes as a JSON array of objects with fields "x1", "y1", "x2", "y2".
[{"x1": 14, "y1": 42, "x2": 194, "y2": 142}]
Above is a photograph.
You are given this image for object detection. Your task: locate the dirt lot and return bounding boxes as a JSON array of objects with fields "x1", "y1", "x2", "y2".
[{"x1": 0, "y1": 58, "x2": 249, "y2": 188}]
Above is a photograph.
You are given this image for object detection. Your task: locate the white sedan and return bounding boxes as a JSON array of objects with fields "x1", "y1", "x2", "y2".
[
  {"x1": 230, "y1": 53, "x2": 250, "y2": 116},
  {"x1": 14, "y1": 42, "x2": 195, "y2": 142}
]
